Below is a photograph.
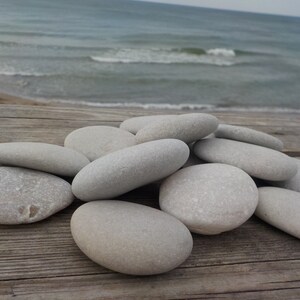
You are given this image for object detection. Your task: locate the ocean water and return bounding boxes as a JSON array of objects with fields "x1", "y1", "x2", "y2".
[{"x1": 0, "y1": 0, "x2": 300, "y2": 109}]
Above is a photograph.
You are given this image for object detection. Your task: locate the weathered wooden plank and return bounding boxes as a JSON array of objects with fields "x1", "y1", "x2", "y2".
[
  {"x1": 0, "y1": 104, "x2": 299, "y2": 126},
  {"x1": 0, "y1": 104, "x2": 299, "y2": 153},
  {"x1": 0, "y1": 260, "x2": 299, "y2": 299}
]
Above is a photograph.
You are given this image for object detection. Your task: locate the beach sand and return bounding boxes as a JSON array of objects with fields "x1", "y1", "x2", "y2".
[{"x1": 0, "y1": 92, "x2": 47, "y2": 106}]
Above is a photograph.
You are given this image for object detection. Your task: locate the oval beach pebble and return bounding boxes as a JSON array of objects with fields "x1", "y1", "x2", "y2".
[
  {"x1": 193, "y1": 138, "x2": 296, "y2": 181},
  {"x1": 0, "y1": 167, "x2": 74, "y2": 224},
  {"x1": 64, "y1": 126, "x2": 136, "y2": 161},
  {"x1": 215, "y1": 124, "x2": 283, "y2": 151},
  {"x1": 120, "y1": 114, "x2": 175, "y2": 134},
  {"x1": 269, "y1": 158, "x2": 300, "y2": 192},
  {"x1": 72, "y1": 139, "x2": 189, "y2": 201},
  {"x1": 71, "y1": 201, "x2": 193, "y2": 275},
  {"x1": 159, "y1": 163, "x2": 258, "y2": 235},
  {"x1": 0, "y1": 142, "x2": 89, "y2": 177},
  {"x1": 135, "y1": 113, "x2": 219, "y2": 144},
  {"x1": 255, "y1": 187, "x2": 300, "y2": 239}
]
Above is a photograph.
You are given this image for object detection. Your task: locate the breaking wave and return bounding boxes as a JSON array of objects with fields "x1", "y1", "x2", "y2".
[
  {"x1": 23, "y1": 97, "x2": 300, "y2": 114},
  {"x1": 0, "y1": 70, "x2": 45, "y2": 77},
  {"x1": 90, "y1": 47, "x2": 246, "y2": 66}
]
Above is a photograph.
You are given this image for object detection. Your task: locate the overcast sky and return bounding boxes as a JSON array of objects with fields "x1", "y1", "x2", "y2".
[{"x1": 137, "y1": 0, "x2": 300, "y2": 17}]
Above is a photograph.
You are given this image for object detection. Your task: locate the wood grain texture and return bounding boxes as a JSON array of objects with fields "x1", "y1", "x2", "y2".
[{"x1": 0, "y1": 103, "x2": 299, "y2": 299}]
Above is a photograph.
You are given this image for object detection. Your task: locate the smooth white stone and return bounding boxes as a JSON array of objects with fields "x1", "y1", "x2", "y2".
[
  {"x1": 64, "y1": 126, "x2": 136, "y2": 161},
  {"x1": 215, "y1": 124, "x2": 283, "y2": 151},
  {"x1": 0, "y1": 167, "x2": 74, "y2": 224},
  {"x1": 120, "y1": 115, "x2": 175, "y2": 134},
  {"x1": 135, "y1": 113, "x2": 219, "y2": 144},
  {"x1": 269, "y1": 158, "x2": 300, "y2": 192},
  {"x1": 255, "y1": 187, "x2": 300, "y2": 239},
  {"x1": 71, "y1": 201, "x2": 193, "y2": 275},
  {"x1": 72, "y1": 139, "x2": 189, "y2": 201},
  {"x1": 193, "y1": 138, "x2": 296, "y2": 181},
  {"x1": 0, "y1": 142, "x2": 89, "y2": 177},
  {"x1": 160, "y1": 163, "x2": 258, "y2": 235}
]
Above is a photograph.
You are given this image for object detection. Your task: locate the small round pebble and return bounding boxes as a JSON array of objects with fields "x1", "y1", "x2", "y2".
[
  {"x1": 0, "y1": 142, "x2": 89, "y2": 177},
  {"x1": 159, "y1": 163, "x2": 258, "y2": 235},
  {"x1": 193, "y1": 138, "x2": 296, "y2": 181},
  {"x1": 215, "y1": 124, "x2": 283, "y2": 151},
  {"x1": 135, "y1": 113, "x2": 219, "y2": 144},
  {"x1": 72, "y1": 139, "x2": 189, "y2": 201},
  {"x1": 64, "y1": 126, "x2": 136, "y2": 161},
  {"x1": 255, "y1": 187, "x2": 300, "y2": 239},
  {"x1": 0, "y1": 167, "x2": 74, "y2": 224},
  {"x1": 120, "y1": 115, "x2": 175, "y2": 134},
  {"x1": 71, "y1": 201, "x2": 193, "y2": 275},
  {"x1": 269, "y1": 158, "x2": 300, "y2": 192}
]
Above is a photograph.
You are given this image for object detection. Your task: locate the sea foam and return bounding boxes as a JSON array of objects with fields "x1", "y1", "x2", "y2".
[
  {"x1": 90, "y1": 47, "x2": 238, "y2": 66},
  {"x1": 26, "y1": 96, "x2": 300, "y2": 114},
  {"x1": 0, "y1": 66, "x2": 45, "y2": 77}
]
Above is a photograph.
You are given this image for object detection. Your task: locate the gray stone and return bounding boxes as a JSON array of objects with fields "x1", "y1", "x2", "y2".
[
  {"x1": 71, "y1": 201, "x2": 193, "y2": 275},
  {"x1": 182, "y1": 152, "x2": 205, "y2": 168},
  {"x1": 215, "y1": 124, "x2": 283, "y2": 151},
  {"x1": 182, "y1": 143, "x2": 205, "y2": 168},
  {"x1": 135, "y1": 113, "x2": 219, "y2": 144},
  {"x1": 0, "y1": 167, "x2": 74, "y2": 224},
  {"x1": 64, "y1": 126, "x2": 136, "y2": 161},
  {"x1": 269, "y1": 158, "x2": 300, "y2": 192},
  {"x1": 255, "y1": 187, "x2": 300, "y2": 239},
  {"x1": 160, "y1": 163, "x2": 258, "y2": 235},
  {"x1": 120, "y1": 115, "x2": 175, "y2": 134},
  {"x1": 0, "y1": 142, "x2": 89, "y2": 177},
  {"x1": 193, "y1": 138, "x2": 296, "y2": 181},
  {"x1": 72, "y1": 139, "x2": 189, "y2": 201}
]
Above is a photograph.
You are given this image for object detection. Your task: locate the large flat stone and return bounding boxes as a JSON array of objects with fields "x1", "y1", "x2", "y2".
[
  {"x1": 193, "y1": 138, "x2": 296, "y2": 181},
  {"x1": 0, "y1": 142, "x2": 89, "y2": 177},
  {"x1": 120, "y1": 115, "x2": 175, "y2": 134},
  {"x1": 0, "y1": 167, "x2": 74, "y2": 224},
  {"x1": 71, "y1": 201, "x2": 193, "y2": 275},
  {"x1": 255, "y1": 187, "x2": 300, "y2": 239},
  {"x1": 268, "y1": 158, "x2": 300, "y2": 192},
  {"x1": 160, "y1": 163, "x2": 258, "y2": 235},
  {"x1": 215, "y1": 124, "x2": 283, "y2": 150},
  {"x1": 135, "y1": 113, "x2": 218, "y2": 144},
  {"x1": 72, "y1": 139, "x2": 189, "y2": 201},
  {"x1": 64, "y1": 126, "x2": 136, "y2": 161}
]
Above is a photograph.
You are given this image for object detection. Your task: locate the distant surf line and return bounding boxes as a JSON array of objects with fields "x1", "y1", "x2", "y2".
[{"x1": 19, "y1": 96, "x2": 300, "y2": 113}]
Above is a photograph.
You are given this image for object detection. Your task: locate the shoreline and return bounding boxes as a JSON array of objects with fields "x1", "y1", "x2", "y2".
[{"x1": 0, "y1": 91, "x2": 299, "y2": 113}]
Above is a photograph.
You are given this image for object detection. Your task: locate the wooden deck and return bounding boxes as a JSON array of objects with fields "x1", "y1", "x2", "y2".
[{"x1": 0, "y1": 103, "x2": 299, "y2": 299}]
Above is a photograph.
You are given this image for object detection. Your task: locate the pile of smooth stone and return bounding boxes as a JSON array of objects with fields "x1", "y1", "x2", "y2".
[{"x1": 0, "y1": 113, "x2": 299, "y2": 276}]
